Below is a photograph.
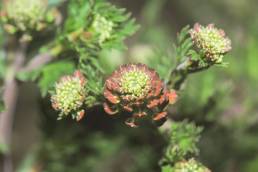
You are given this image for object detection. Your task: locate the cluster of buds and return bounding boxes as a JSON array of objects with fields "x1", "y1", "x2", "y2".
[
  {"x1": 51, "y1": 71, "x2": 87, "y2": 121},
  {"x1": 103, "y1": 64, "x2": 177, "y2": 127},
  {"x1": 0, "y1": 0, "x2": 60, "y2": 41},
  {"x1": 189, "y1": 23, "x2": 231, "y2": 63},
  {"x1": 91, "y1": 14, "x2": 114, "y2": 44},
  {"x1": 173, "y1": 159, "x2": 211, "y2": 172}
]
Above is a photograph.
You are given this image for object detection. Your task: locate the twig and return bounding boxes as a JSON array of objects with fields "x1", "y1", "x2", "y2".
[
  {"x1": 167, "y1": 58, "x2": 189, "y2": 90},
  {"x1": 19, "y1": 53, "x2": 53, "y2": 73},
  {"x1": 167, "y1": 57, "x2": 210, "y2": 91},
  {"x1": 0, "y1": 43, "x2": 27, "y2": 172},
  {"x1": 187, "y1": 65, "x2": 210, "y2": 74}
]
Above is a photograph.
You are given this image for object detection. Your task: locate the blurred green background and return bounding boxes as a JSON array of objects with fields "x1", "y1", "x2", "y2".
[{"x1": 7, "y1": 0, "x2": 258, "y2": 172}]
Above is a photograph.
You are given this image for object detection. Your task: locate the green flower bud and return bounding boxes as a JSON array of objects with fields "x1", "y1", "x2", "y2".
[
  {"x1": 6, "y1": 0, "x2": 46, "y2": 27},
  {"x1": 190, "y1": 23, "x2": 231, "y2": 63},
  {"x1": 91, "y1": 14, "x2": 114, "y2": 44},
  {"x1": 51, "y1": 71, "x2": 87, "y2": 121},
  {"x1": 0, "y1": 0, "x2": 60, "y2": 41},
  {"x1": 120, "y1": 69, "x2": 150, "y2": 100},
  {"x1": 173, "y1": 159, "x2": 211, "y2": 172}
]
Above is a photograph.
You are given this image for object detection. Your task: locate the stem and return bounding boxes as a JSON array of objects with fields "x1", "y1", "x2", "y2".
[
  {"x1": 167, "y1": 58, "x2": 190, "y2": 91},
  {"x1": 167, "y1": 58, "x2": 210, "y2": 91},
  {"x1": 187, "y1": 65, "x2": 210, "y2": 74},
  {"x1": 19, "y1": 53, "x2": 53, "y2": 73},
  {"x1": 0, "y1": 42, "x2": 27, "y2": 172}
]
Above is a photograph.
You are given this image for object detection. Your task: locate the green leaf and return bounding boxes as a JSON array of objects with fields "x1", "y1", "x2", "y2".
[
  {"x1": 58, "y1": 0, "x2": 139, "y2": 57},
  {"x1": 177, "y1": 25, "x2": 190, "y2": 45},
  {"x1": 161, "y1": 121, "x2": 203, "y2": 164},
  {"x1": 161, "y1": 165, "x2": 173, "y2": 172},
  {"x1": 0, "y1": 101, "x2": 4, "y2": 113},
  {"x1": 16, "y1": 70, "x2": 41, "y2": 82},
  {"x1": 147, "y1": 47, "x2": 174, "y2": 80},
  {"x1": 187, "y1": 50, "x2": 200, "y2": 61},
  {"x1": 0, "y1": 56, "x2": 6, "y2": 79},
  {"x1": 38, "y1": 61, "x2": 75, "y2": 96},
  {"x1": 174, "y1": 25, "x2": 192, "y2": 62},
  {"x1": 0, "y1": 87, "x2": 4, "y2": 112}
]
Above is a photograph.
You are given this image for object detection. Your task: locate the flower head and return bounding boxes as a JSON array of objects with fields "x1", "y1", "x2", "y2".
[
  {"x1": 51, "y1": 71, "x2": 87, "y2": 121},
  {"x1": 6, "y1": 0, "x2": 47, "y2": 25},
  {"x1": 190, "y1": 23, "x2": 231, "y2": 63},
  {"x1": 0, "y1": 0, "x2": 59, "y2": 40},
  {"x1": 91, "y1": 14, "x2": 114, "y2": 44},
  {"x1": 173, "y1": 159, "x2": 211, "y2": 172},
  {"x1": 103, "y1": 64, "x2": 177, "y2": 127}
]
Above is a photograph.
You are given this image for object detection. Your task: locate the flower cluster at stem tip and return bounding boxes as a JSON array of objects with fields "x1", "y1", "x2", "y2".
[
  {"x1": 0, "y1": 0, "x2": 59, "y2": 41},
  {"x1": 51, "y1": 71, "x2": 87, "y2": 121},
  {"x1": 190, "y1": 23, "x2": 231, "y2": 63},
  {"x1": 173, "y1": 159, "x2": 211, "y2": 172},
  {"x1": 103, "y1": 63, "x2": 177, "y2": 127},
  {"x1": 91, "y1": 14, "x2": 114, "y2": 44}
]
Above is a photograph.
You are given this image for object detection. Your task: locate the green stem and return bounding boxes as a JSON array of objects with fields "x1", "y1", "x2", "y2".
[{"x1": 167, "y1": 57, "x2": 211, "y2": 91}]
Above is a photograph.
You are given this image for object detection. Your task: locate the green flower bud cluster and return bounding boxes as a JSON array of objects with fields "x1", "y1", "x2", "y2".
[
  {"x1": 51, "y1": 71, "x2": 87, "y2": 121},
  {"x1": 0, "y1": 0, "x2": 59, "y2": 41},
  {"x1": 172, "y1": 159, "x2": 211, "y2": 172},
  {"x1": 190, "y1": 23, "x2": 231, "y2": 63},
  {"x1": 120, "y1": 70, "x2": 150, "y2": 100},
  {"x1": 91, "y1": 14, "x2": 114, "y2": 44},
  {"x1": 161, "y1": 121, "x2": 202, "y2": 164}
]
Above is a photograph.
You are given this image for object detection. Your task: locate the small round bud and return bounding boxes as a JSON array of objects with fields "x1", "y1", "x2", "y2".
[
  {"x1": 51, "y1": 71, "x2": 87, "y2": 121},
  {"x1": 91, "y1": 14, "x2": 114, "y2": 44},
  {"x1": 190, "y1": 23, "x2": 231, "y2": 63},
  {"x1": 103, "y1": 63, "x2": 177, "y2": 127},
  {"x1": 173, "y1": 159, "x2": 211, "y2": 172}
]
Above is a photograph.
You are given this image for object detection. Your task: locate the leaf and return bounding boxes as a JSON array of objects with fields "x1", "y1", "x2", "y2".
[
  {"x1": 0, "y1": 56, "x2": 6, "y2": 79},
  {"x1": 58, "y1": 0, "x2": 139, "y2": 57},
  {"x1": 174, "y1": 25, "x2": 192, "y2": 62},
  {"x1": 0, "y1": 87, "x2": 4, "y2": 113},
  {"x1": 161, "y1": 165, "x2": 173, "y2": 172},
  {"x1": 161, "y1": 121, "x2": 203, "y2": 164},
  {"x1": 16, "y1": 70, "x2": 41, "y2": 82},
  {"x1": 38, "y1": 61, "x2": 75, "y2": 96},
  {"x1": 147, "y1": 47, "x2": 174, "y2": 80},
  {"x1": 187, "y1": 50, "x2": 200, "y2": 61},
  {"x1": 0, "y1": 99, "x2": 4, "y2": 113},
  {"x1": 177, "y1": 25, "x2": 190, "y2": 45}
]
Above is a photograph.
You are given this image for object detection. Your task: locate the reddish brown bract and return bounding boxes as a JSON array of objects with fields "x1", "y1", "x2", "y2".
[{"x1": 103, "y1": 63, "x2": 177, "y2": 127}]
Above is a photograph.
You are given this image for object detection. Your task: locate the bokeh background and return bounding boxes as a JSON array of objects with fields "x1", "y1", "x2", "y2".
[{"x1": 5, "y1": 0, "x2": 258, "y2": 172}]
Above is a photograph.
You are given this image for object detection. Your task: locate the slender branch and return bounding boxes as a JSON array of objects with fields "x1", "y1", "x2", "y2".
[
  {"x1": 167, "y1": 57, "x2": 211, "y2": 91},
  {"x1": 187, "y1": 65, "x2": 210, "y2": 74},
  {"x1": 0, "y1": 43, "x2": 27, "y2": 172},
  {"x1": 167, "y1": 58, "x2": 189, "y2": 90},
  {"x1": 19, "y1": 53, "x2": 53, "y2": 73}
]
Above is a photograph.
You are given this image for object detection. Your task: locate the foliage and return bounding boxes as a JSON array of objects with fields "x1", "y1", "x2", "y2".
[
  {"x1": 58, "y1": 0, "x2": 139, "y2": 52},
  {"x1": 5, "y1": 0, "x2": 258, "y2": 172},
  {"x1": 160, "y1": 121, "x2": 203, "y2": 165},
  {"x1": 0, "y1": 89, "x2": 4, "y2": 112},
  {"x1": 39, "y1": 61, "x2": 75, "y2": 96}
]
